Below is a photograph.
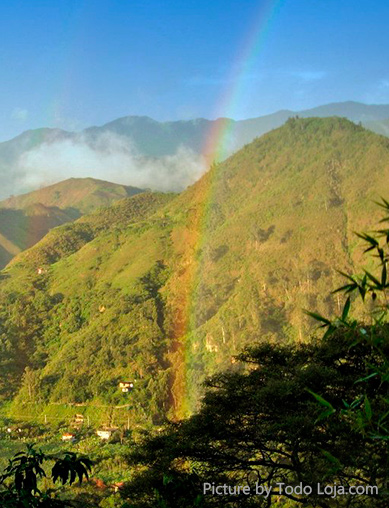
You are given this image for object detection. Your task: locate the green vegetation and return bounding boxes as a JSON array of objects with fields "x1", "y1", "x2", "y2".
[
  {"x1": 123, "y1": 332, "x2": 388, "y2": 507},
  {"x1": 0, "y1": 420, "x2": 139, "y2": 506},
  {"x1": 1, "y1": 118, "x2": 389, "y2": 505},
  {"x1": 0, "y1": 177, "x2": 143, "y2": 215},
  {"x1": 305, "y1": 197, "x2": 389, "y2": 440},
  {"x1": 0, "y1": 444, "x2": 92, "y2": 507},
  {"x1": 1, "y1": 118, "x2": 389, "y2": 422},
  {"x1": 0, "y1": 191, "x2": 174, "y2": 426},
  {"x1": 118, "y1": 200, "x2": 389, "y2": 508},
  {"x1": 0, "y1": 178, "x2": 144, "y2": 269}
]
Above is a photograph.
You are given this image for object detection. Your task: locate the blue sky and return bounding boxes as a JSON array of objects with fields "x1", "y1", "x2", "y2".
[{"x1": 0, "y1": 0, "x2": 388, "y2": 140}]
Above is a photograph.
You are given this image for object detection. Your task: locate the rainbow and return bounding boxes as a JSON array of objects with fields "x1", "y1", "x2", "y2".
[
  {"x1": 9, "y1": 0, "x2": 286, "y2": 419},
  {"x1": 170, "y1": 0, "x2": 285, "y2": 418},
  {"x1": 204, "y1": 0, "x2": 285, "y2": 163}
]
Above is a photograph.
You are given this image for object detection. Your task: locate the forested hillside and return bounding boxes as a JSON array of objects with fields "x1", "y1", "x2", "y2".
[{"x1": 1, "y1": 117, "x2": 388, "y2": 421}]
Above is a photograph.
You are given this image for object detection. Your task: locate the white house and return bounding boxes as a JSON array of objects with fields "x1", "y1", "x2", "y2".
[
  {"x1": 62, "y1": 432, "x2": 76, "y2": 442},
  {"x1": 119, "y1": 381, "x2": 134, "y2": 393},
  {"x1": 96, "y1": 429, "x2": 115, "y2": 440}
]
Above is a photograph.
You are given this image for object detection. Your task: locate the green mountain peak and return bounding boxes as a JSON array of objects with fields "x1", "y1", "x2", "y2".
[{"x1": 1, "y1": 117, "x2": 389, "y2": 422}]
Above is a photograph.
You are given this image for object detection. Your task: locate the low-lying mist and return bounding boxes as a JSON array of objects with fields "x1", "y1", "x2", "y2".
[{"x1": 11, "y1": 132, "x2": 208, "y2": 197}]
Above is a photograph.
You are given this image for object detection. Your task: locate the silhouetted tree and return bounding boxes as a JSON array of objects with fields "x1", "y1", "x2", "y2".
[{"x1": 121, "y1": 200, "x2": 389, "y2": 508}]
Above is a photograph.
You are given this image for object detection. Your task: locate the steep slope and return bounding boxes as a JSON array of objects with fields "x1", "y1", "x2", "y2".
[
  {"x1": 1, "y1": 118, "x2": 389, "y2": 422},
  {"x1": 1, "y1": 177, "x2": 143, "y2": 214},
  {"x1": 0, "y1": 178, "x2": 143, "y2": 268},
  {"x1": 0, "y1": 191, "x2": 174, "y2": 412}
]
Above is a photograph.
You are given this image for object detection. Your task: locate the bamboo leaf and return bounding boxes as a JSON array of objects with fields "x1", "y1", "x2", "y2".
[
  {"x1": 315, "y1": 407, "x2": 336, "y2": 423},
  {"x1": 307, "y1": 389, "x2": 334, "y2": 410},
  {"x1": 354, "y1": 372, "x2": 378, "y2": 384},
  {"x1": 332, "y1": 283, "x2": 357, "y2": 294},
  {"x1": 355, "y1": 232, "x2": 379, "y2": 247},
  {"x1": 336, "y1": 270, "x2": 358, "y2": 283},
  {"x1": 382, "y1": 264, "x2": 387, "y2": 286},
  {"x1": 303, "y1": 310, "x2": 331, "y2": 325},
  {"x1": 364, "y1": 397, "x2": 372, "y2": 421},
  {"x1": 341, "y1": 297, "x2": 351, "y2": 321},
  {"x1": 364, "y1": 270, "x2": 381, "y2": 287}
]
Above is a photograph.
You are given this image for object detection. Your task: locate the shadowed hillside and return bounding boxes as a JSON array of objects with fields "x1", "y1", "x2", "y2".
[
  {"x1": 1, "y1": 118, "x2": 389, "y2": 422},
  {"x1": 0, "y1": 178, "x2": 143, "y2": 268}
]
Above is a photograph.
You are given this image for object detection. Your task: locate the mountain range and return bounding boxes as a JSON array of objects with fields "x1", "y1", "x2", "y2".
[
  {"x1": 0, "y1": 178, "x2": 142, "y2": 269},
  {"x1": 1, "y1": 101, "x2": 389, "y2": 200},
  {"x1": 1, "y1": 117, "x2": 388, "y2": 422}
]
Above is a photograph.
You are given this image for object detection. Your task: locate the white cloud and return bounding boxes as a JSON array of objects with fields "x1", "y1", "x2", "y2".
[
  {"x1": 16, "y1": 132, "x2": 207, "y2": 193},
  {"x1": 11, "y1": 107, "x2": 28, "y2": 121}
]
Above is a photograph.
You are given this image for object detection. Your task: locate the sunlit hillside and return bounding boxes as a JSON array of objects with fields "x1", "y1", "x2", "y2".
[
  {"x1": 0, "y1": 178, "x2": 143, "y2": 268},
  {"x1": 1, "y1": 117, "x2": 389, "y2": 422}
]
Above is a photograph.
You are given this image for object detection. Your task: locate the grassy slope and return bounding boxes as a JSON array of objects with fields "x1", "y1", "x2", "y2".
[
  {"x1": 0, "y1": 191, "x2": 175, "y2": 422},
  {"x1": 163, "y1": 117, "x2": 389, "y2": 412},
  {"x1": 0, "y1": 178, "x2": 144, "y2": 268},
  {"x1": 0, "y1": 177, "x2": 143, "y2": 214},
  {"x1": 1, "y1": 118, "x2": 389, "y2": 420}
]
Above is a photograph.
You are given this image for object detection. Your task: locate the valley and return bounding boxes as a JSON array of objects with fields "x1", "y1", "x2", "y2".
[
  {"x1": 1, "y1": 116, "x2": 388, "y2": 416},
  {"x1": 1, "y1": 115, "x2": 389, "y2": 506}
]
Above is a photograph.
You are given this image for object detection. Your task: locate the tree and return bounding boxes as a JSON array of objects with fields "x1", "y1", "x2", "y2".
[
  {"x1": 0, "y1": 444, "x2": 92, "y2": 507},
  {"x1": 305, "y1": 198, "x2": 389, "y2": 440},
  {"x1": 21, "y1": 366, "x2": 40, "y2": 402},
  {"x1": 120, "y1": 201, "x2": 389, "y2": 508},
  {"x1": 122, "y1": 334, "x2": 388, "y2": 507}
]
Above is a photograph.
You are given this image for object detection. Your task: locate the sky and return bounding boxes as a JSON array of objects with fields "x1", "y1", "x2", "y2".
[{"x1": 0, "y1": 0, "x2": 388, "y2": 141}]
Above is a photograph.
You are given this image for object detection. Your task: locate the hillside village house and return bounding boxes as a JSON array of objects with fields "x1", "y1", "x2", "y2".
[
  {"x1": 73, "y1": 413, "x2": 84, "y2": 424},
  {"x1": 112, "y1": 482, "x2": 125, "y2": 492},
  {"x1": 96, "y1": 428, "x2": 117, "y2": 440},
  {"x1": 62, "y1": 432, "x2": 76, "y2": 442},
  {"x1": 119, "y1": 381, "x2": 134, "y2": 393}
]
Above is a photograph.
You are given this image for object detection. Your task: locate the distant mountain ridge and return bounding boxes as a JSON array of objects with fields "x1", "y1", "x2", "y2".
[
  {"x1": 1, "y1": 177, "x2": 143, "y2": 214},
  {"x1": 84, "y1": 101, "x2": 389, "y2": 156},
  {"x1": 0, "y1": 101, "x2": 389, "y2": 200}
]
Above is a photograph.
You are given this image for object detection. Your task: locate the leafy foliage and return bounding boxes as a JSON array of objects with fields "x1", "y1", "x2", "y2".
[
  {"x1": 0, "y1": 444, "x2": 92, "y2": 507},
  {"x1": 305, "y1": 198, "x2": 389, "y2": 440},
  {"x1": 0, "y1": 192, "x2": 174, "y2": 423},
  {"x1": 122, "y1": 332, "x2": 389, "y2": 507},
  {"x1": 2, "y1": 118, "x2": 389, "y2": 420},
  {"x1": 120, "y1": 200, "x2": 389, "y2": 507}
]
